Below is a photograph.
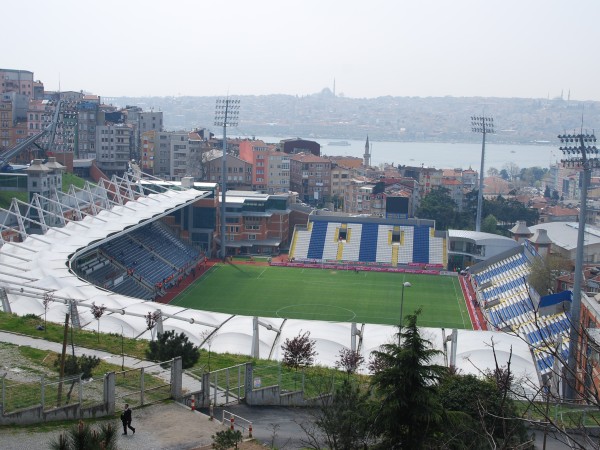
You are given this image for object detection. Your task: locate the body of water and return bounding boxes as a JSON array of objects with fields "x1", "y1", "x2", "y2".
[{"x1": 250, "y1": 136, "x2": 558, "y2": 171}]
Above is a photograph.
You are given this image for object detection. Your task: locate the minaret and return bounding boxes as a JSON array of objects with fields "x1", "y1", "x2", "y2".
[{"x1": 363, "y1": 135, "x2": 371, "y2": 167}]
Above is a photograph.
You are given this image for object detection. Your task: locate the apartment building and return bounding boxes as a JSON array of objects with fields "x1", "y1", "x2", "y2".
[
  {"x1": 201, "y1": 149, "x2": 252, "y2": 190},
  {"x1": 0, "y1": 69, "x2": 35, "y2": 98},
  {"x1": 0, "y1": 92, "x2": 28, "y2": 152},
  {"x1": 76, "y1": 101, "x2": 99, "y2": 159},
  {"x1": 239, "y1": 139, "x2": 272, "y2": 191},
  {"x1": 267, "y1": 151, "x2": 290, "y2": 194},
  {"x1": 95, "y1": 123, "x2": 133, "y2": 177},
  {"x1": 330, "y1": 163, "x2": 353, "y2": 209},
  {"x1": 289, "y1": 153, "x2": 331, "y2": 206}
]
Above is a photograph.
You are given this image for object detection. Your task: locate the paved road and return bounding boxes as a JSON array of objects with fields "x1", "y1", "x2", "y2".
[{"x1": 209, "y1": 404, "x2": 315, "y2": 449}]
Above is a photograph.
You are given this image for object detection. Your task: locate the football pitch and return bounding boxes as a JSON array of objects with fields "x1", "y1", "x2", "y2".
[{"x1": 170, "y1": 264, "x2": 472, "y2": 329}]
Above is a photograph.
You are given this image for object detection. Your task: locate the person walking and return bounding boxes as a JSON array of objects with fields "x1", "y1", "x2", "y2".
[{"x1": 121, "y1": 403, "x2": 136, "y2": 435}]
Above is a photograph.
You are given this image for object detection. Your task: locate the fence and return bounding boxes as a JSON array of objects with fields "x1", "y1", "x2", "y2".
[
  {"x1": 185, "y1": 363, "x2": 246, "y2": 407},
  {"x1": 114, "y1": 360, "x2": 175, "y2": 408},
  {"x1": 251, "y1": 363, "x2": 344, "y2": 399},
  {"x1": 1, "y1": 374, "x2": 88, "y2": 415},
  {"x1": 0, "y1": 357, "x2": 181, "y2": 425}
]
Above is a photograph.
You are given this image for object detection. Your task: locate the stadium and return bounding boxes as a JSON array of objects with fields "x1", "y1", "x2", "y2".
[{"x1": 0, "y1": 171, "x2": 572, "y2": 394}]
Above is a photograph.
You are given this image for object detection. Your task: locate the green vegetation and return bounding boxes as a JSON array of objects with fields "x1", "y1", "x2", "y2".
[
  {"x1": 172, "y1": 264, "x2": 471, "y2": 329},
  {"x1": 146, "y1": 330, "x2": 200, "y2": 369},
  {"x1": 50, "y1": 420, "x2": 119, "y2": 450},
  {"x1": 62, "y1": 172, "x2": 87, "y2": 190},
  {"x1": 0, "y1": 190, "x2": 27, "y2": 209},
  {"x1": 0, "y1": 312, "x2": 148, "y2": 359},
  {"x1": 311, "y1": 311, "x2": 533, "y2": 449},
  {"x1": 0, "y1": 172, "x2": 87, "y2": 209}
]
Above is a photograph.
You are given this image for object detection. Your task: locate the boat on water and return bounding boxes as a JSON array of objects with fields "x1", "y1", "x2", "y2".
[{"x1": 328, "y1": 140, "x2": 351, "y2": 146}]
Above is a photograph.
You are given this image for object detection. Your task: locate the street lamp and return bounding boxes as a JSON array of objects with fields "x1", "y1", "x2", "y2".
[
  {"x1": 214, "y1": 98, "x2": 240, "y2": 260},
  {"x1": 399, "y1": 281, "x2": 411, "y2": 344},
  {"x1": 471, "y1": 116, "x2": 495, "y2": 232},
  {"x1": 557, "y1": 130, "x2": 598, "y2": 401}
]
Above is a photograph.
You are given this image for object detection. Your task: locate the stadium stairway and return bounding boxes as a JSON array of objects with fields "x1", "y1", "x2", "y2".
[{"x1": 337, "y1": 242, "x2": 344, "y2": 260}]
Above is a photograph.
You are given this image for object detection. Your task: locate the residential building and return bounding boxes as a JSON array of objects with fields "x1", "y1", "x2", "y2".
[
  {"x1": 95, "y1": 123, "x2": 133, "y2": 177},
  {"x1": 239, "y1": 139, "x2": 273, "y2": 191},
  {"x1": 202, "y1": 149, "x2": 252, "y2": 190},
  {"x1": 0, "y1": 69, "x2": 35, "y2": 98},
  {"x1": 397, "y1": 165, "x2": 443, "y2": 199},
  {"x1": 330, "y1": 163, "x2": 352, "y2": 209},
  {"x1": 141, "y1": 130, "x2": 157, "y2": 174},
  {"x1": 266, "y1": 151, "x2": 290, "y2": 194},
  {"x1": 289, "y1": 153, "x2": 331, "y2": 206},
  {"x1": 154, "y1": 131, "x2": 171, "y2": 178},
  {"x1": 76, "y1": 101, "x2": 99, "y2": 159},
  {"x1": 169, "y1": 131, "x2": 190, "y2": 180},
  {"x1": 0, "y1": 92, "x2": 28, "y2": 152}
]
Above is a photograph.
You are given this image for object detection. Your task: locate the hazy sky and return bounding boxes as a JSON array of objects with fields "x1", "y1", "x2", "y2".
[{"x1": 5, "y1": 0, "x2": 600, "y2": 100}]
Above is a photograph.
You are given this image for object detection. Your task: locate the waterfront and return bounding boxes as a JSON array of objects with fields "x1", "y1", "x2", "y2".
[{"x1": 252, "y1": 136, "x2": 558, "y2": 171}]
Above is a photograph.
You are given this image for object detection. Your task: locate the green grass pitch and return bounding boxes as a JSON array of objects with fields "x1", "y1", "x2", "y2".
[{"x1": 170, "y1": 264, "x2": 472, "y2": 329}]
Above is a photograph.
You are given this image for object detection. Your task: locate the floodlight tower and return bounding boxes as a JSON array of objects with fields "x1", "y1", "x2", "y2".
[
  {"x1": 214, "y1": 98, "x2": 240, "y2": 260},
  {"x1": 471, "y1": 116, "x2": 495, "y2": 232},
  {"x1": 558, "y1": 130, "x2": 598, "y2": 401}
]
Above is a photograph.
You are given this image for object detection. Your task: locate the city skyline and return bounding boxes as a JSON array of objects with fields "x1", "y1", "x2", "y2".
[{"x1": 5, "y1": 0, "x2": 600, "y2": 101}]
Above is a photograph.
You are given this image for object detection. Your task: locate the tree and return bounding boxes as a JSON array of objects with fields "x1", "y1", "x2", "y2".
[
  {"x1": 281, "y1": 330, "x2": 317, "y2": 371},
  {"x1": 43, "y1": 292, "x2": 54, "y2": 332},
  {"x1": 416, "y1": 186, "x2": 460, "y2": 230},
  {"x1": 437, "y1": 370, "x2": 530, "y2": 449},
  {"x1": 90, "y1": 302, "x2": 106, "y2": 343},
  {"x1": 212, "y1": 429, "x2": 243, "y2": 450},
  {"x1": 481, "y1": 214, "x2": 498, "y2": 235},
  {"x1": 50, "y1": 420, "x2": 119, "y2": 450},
  {"x1": 527, "y1": 253, "x2": 571, "y2": 296},
  {"x1": 544, "y1": 185, "x2": 551, "y2": 198},
  {"x1": 307, "y1": 379, "x2": 376, "y2": 450},
  {"x1": 370, "y1": 310, "x2": 447, "y2": 449},
  {"x1": 335, "y1": 348, "x2": 364, "y2": 378},
  {"x1": 503, "y1": 162, "x2": 520, "y2": 181},
  {"x1": 54, "y1": 354, "x2": 101, "y2": 380},
  {"x1": 53, "y1": 353, "x2": 101, "y2": 403},
  {"x1": 146, "y1": 330, "x2": 200, "y2": 369},
  {"x1": 199, "y1": 329, "x2": 217, "y2": 372},
  {"x1": 487, "y1": 167, "x2": 499, "y2": 177}
]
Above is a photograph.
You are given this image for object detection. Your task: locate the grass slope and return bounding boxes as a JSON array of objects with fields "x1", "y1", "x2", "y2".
[{"x1": 171, "y1": 264, "x2": 471, "y2": 329}]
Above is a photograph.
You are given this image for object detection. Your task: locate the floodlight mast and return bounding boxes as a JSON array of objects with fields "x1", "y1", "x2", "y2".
[
  {"x1": 558, "y1": 131, "x2": 598, "y2": 401},
  {"x1": 214, "y1": 98, "x2": 240, "y2": 260},
  {"x1": 471, "y1": 116, "x2": 494, "y2": 232}
]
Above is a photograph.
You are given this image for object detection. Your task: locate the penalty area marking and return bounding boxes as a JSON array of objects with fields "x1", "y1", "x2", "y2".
[{"x1": 276, "y1": 304, "x2": 357, "y2": 322}]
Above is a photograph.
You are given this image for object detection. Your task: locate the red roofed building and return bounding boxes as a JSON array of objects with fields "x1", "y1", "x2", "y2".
[{"x1": 539, "y1": 205, "x2": 579, "y2": 223}]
